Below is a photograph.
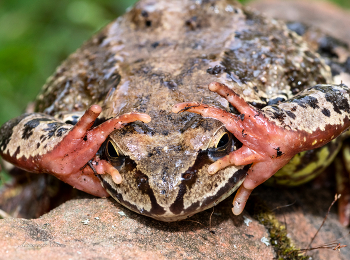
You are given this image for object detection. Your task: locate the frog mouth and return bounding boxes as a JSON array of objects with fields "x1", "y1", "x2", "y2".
[
  {"x1": 97, "y1": 154, "x2": 249, "y2": 222},
  {"x1": 95, "y1": 134, "x2": 249, "y2": 221}
]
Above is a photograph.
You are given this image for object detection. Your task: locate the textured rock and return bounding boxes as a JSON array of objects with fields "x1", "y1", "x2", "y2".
[
  {"x1": 1, "y1": 183, "x2": 350, "y2": 259},
  {"x1": 0, "y1": 195, "x2": 275, "y2": 260}
]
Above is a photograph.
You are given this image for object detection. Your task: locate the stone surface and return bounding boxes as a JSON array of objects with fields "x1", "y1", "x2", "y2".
[
  {"x1": 0, "y1": 183, "x2": 350, "y2": 260},
  {"x1": 0, "y1": 195, "x2": 275, "y2": 260}
]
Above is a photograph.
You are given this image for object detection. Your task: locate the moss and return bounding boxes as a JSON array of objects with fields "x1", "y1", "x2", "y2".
[{"x1": 248, "y1": 199, "x2": 309, "y2": 260}]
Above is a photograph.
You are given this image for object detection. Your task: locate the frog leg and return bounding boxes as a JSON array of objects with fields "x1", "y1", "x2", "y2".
[
  {"x1": 173, "y1": 82, "x2": 350, "y2": 216},
  {"x1": 0, "y1": 105, "x2": 151, "y2": 197}
]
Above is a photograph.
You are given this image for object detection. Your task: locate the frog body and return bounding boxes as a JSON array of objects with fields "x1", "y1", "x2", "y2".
[{"x1": 1, "y1": 0, "x2": 350, "y2": 222}]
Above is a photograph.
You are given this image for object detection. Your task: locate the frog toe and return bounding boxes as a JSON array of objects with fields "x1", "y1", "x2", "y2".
[
  {"x1": 0, "y1": 105, "x2": 151, "y2": 196},
  {"x1": 174, "y1": 82, "x2": 350, "y2": 215}
]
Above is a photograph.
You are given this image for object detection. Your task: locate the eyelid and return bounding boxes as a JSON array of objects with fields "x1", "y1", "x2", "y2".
[
  {"x1": 215, "y1": 132, "x2": 229, "y2": 148},
  {"x1": 106, "y1": 139, "x2": 125, "y2": 157},
  {"x1": 205, "y1": 125, "x2": 226, "y2": 150}
]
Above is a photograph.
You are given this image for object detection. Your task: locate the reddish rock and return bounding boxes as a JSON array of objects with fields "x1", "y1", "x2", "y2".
[{"x1": 0, "y1": 196, "x2": 275, "y2": 260}]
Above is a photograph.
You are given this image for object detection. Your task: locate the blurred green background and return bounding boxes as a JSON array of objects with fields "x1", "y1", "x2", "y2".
[{"x1": 0, "y1": 0, "x2": 349, "y2": 180}]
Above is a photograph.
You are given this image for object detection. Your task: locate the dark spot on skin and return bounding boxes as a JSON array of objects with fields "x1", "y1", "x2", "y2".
[
  {"x1": 83, "y1": 135, "x2": 88, "y2": 141},
  {"x1": 161, "y1": 190, "x2": 166, "y2": 195},
  {"x1": 321, "y1": 108, "x2": 331, "y2": 117},
  {"x1": 40, "y1": 135, "x2": 47, "y2": 142},
  {"x1": 286, "y1": 111, "x2": 296, "y2": 119},
  {"x1": 313, "y1": 84, "x2": 350, "y2": 114},
  {"x1": 207, "y1": 65, "x2": 226, "y2": 75},
  {"x1": 56, "y1": 127, "x2": 69, "y2": 137},
  {"x1": 37, "y1": 143, "x2": 40, "y2": 149},
  {"x1": 13, "y1": 146, "x2": 20, "y2": 158},
  {"x1": 305, "y1": 96, "x2": 319, "y2": 109},
  {"x1": 185, "y1": 16, "x2": 198, "y2": 30},
  {"x1": 145, "y1": 20, "x2": 152, "y2": 27},
  {"x1": 267, "y1": 97, "x2": 285, "y2": 106},
  {"x1": 163, "y1": 80, "x2": 177, "y2": 89},
  {"x1": 0, "y1": 114, "x2": 28, "y2": 152},
  {"x1": 269, "y1": 106, "x2": 286, "y2": 123},
  {"x1": 242, "y1": 129, "x2": 247, "y2": 137},
  {"x1": 253, "y1": 86, "x2": 259, "y2": 93},
  {"x1": 22, "y1": 118, "x2": 52, "y2": 140},
  {"x1": 238, "y1": 114, "x2": 245, "y2": 121},
  {"x1": 244, "y1": 234, "x2": 254, "y2": 239},
  {"x1": 43, "y1": 122, "x2": 66, "y2": 139},
  {"x1": 289, "y1": 95, "x2": 319, "y2": 109},
  {"x1": 275, "y1": 147, "x2": 283, "y2": 157},
  {"x1": 291, "y1": 106, "x2": 297, "y2": 112},
  {"x1": 66, "y1": 115, "x2": 80, "y2": 125},
  {"x1": 325, "y1": 91, "x2": 350, "y2": 114},
  {"x1": 151, "y1": 41, "x2": 159, "y2": 48}
]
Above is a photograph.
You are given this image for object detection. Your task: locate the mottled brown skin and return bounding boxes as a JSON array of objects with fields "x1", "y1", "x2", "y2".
[{"x1": 1, "y1": 0, "x2": 350, "y2": 222}]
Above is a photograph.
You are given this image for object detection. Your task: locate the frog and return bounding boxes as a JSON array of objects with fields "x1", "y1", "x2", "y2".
[{"x1": 1, "y1": 0, "x2": 350, "y2": 223}]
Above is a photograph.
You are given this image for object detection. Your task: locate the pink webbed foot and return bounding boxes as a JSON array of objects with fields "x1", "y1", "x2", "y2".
[
  {"x1": 173, "y1": 82, "x2": 350, "y2": 215},
  {"x1": 38, "y1": 105, "x2": 151, "y2": 197}
]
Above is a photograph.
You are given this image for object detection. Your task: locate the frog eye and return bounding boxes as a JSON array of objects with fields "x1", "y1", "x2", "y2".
[
  {"x1": 216, "y1": 132, "x2": 230, "y2": 148},
  {"x1": 105, "y1": 139, "x2": 125, "y2": 168},
  {"x1": 207, "y1": 127, "x2": 240, "y2": 161}
]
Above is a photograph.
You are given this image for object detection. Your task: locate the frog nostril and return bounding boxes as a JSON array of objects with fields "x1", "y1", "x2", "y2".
[{"x1": 182, "y1": 171, "x2": 196, "y2": 180}]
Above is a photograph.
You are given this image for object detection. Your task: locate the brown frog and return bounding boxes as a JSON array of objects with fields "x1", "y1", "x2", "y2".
[{"x1": 1, "y1": 0, "x2": 350, "y2": 223}]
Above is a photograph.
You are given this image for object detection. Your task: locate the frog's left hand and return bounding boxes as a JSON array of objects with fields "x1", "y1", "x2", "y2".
[
  {"x1": 173, "y1": 82, "x2": 350, "y2": 217},
  {"x1": 0, "y1": 105, "x2": 151, "y2": 197}
]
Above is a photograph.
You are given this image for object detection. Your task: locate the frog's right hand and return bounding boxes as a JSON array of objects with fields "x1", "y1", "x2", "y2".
[{"x1": 0, "y1": 105, "x2": 151, "y2": 197}]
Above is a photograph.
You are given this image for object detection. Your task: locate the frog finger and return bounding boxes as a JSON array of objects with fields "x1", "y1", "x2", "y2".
[
  {"x1": 89, "y1": 112, "x2": 151, "y2": 141},
  {"x1": 208, "y1": 82, "x2": 256, "y2": 117},
  {"x1": 172, "y1": 102, "x2": 245, "y2": 140},
  {"x1": 232, "y1": 157, "x2": 293, "y2": 215},
  {"x1": 94, "y1": 159, "x2": 122, "y2": 184},
  {"x1": 232, "y1": 185, "x2": 252, "y2": 215},
  {"x1": 208, "y1": 146, "x2": 264, "y2": 175},
  {"x1": 69, "y1": 105, "x2": 102, "y2": 139}
]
